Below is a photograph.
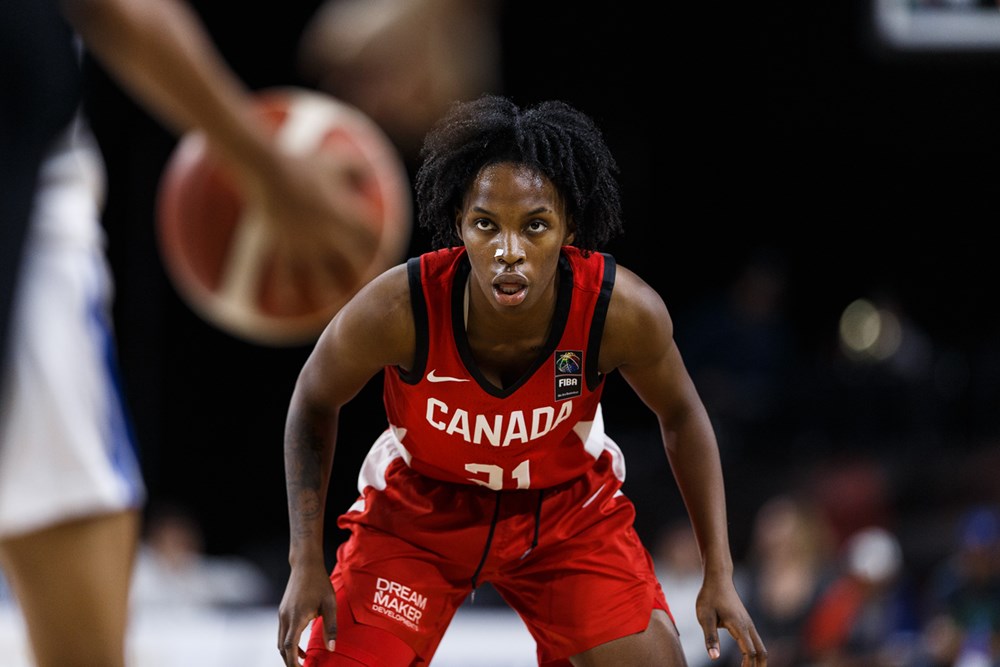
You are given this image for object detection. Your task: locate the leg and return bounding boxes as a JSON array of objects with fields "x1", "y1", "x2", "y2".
[
  {"x1": 304, "y1": 584, "x2": 417, "y2": 667},
  {"x1": 0, "y1": 509, "x2": 139, "y2": 667},
  {"x1": 494, "y1": 452, "x2": 680, "y2": 666},
  {"x1": 570, "y1": 609, "x2": 686, "y2": 667}
]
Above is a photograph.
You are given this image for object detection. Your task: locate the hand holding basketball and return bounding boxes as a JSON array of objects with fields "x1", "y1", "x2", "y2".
[
  {"x1": 157, "y1": 88, "x2": 411, "y2": 346},
  {"x1": 244, "y1": 134, "x2": 381, "y2": 293}
]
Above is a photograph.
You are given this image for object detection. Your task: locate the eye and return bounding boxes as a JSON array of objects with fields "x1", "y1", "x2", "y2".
[
  {"x1": 526, "y1": 219, "x2": 549, "y2": 233},
  {"x1": 473, "y1": 218, "x2": 495, "y2": 231}
]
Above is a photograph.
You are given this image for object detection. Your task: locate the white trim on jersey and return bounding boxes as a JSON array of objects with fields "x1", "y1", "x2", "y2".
[
  {"x1": 576, "y1": 404, "x2": 627, "y2": 483},
  {"x1": 348, "y1": 428, "x2": 412, "y2": 513}
]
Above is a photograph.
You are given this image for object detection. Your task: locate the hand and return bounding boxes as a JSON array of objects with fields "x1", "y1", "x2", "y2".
[
  {"x1": 277, "y1": 561, "x2": 339, "y2": 667},
  {"x1": 241, "y1": 145, "x2": 381, "y2": 306},
  {"x1": 696, "y1": 575, "x2": 768, "y2": 666}
]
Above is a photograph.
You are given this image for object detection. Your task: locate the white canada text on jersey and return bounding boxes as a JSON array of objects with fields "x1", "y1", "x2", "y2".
[{"x1": 425, "y1": 397, "x2": 574, "y2": 447}]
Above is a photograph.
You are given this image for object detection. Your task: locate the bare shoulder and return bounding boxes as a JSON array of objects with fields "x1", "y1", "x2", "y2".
[
  {"x1": 609, "y1": 264, "x2": 671, "y2": 321},
  {"x1": 316, "y1": 261, "x2": 415, "y2": 369},
  {"x1": 347, "y1": 262, "x2": 412, "y2": 320},
  {"x1": 600, "y1": 263, "x2": 674, "y2": 373}
]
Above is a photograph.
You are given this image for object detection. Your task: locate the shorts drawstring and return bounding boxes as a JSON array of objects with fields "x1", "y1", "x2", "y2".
[
  {"x1": 520, "y1": 489, "x2": 544, "y2": 560},
  {"x1": 470, "y1": 491, "x2": 502, "y2": 600},
  {"x1": 470, "y1": 488, "x2": 546, "y2": 602}
]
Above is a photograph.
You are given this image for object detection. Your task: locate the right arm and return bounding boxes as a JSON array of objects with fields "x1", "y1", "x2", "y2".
[
  {"x1": 61, "y1": 0, "x2": 276, "y2": 163},
  {"x1": 277, "y1": 263, "x2": 414, "y2": 666},
  {"x1": 60, "y1": 0, "x2": 378, "y2": 281}
]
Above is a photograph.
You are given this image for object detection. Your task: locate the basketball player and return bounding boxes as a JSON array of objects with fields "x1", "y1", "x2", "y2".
[
  {"x1": 0, "y1": 1, "x2": 377, "y2": 666},
  {"x1": 278, "y1": 95, "x2": 768, "y2": 666}
]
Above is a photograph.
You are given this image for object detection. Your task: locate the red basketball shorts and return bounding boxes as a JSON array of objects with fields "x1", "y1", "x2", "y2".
[{"x1": 306, "y1": 449, "x2": 670, "y2": 665}]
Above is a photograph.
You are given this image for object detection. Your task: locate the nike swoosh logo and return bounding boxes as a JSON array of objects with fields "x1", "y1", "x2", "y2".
[{"x1": 426, "y1": 369, "x2": 469, "y2": 383}]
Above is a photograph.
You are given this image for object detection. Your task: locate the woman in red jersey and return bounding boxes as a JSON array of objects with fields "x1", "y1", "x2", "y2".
[{"x1": 278, "y1": 94, "x2": 767, "y2": 667}]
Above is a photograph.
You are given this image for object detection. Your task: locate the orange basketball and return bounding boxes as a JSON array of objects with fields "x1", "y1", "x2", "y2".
[{"x1": 156, "y1": 87, "x2": 411, "y2": 346}]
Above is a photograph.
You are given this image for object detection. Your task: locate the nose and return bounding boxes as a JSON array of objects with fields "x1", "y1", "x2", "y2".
[{"x1": 495, "y1": 233, "x2": 525, "y2": 266}]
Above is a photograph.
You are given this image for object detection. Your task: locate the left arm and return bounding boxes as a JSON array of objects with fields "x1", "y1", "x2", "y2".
[{"x1": 601, "y1": 264, "x2": 767, "y2": 666}]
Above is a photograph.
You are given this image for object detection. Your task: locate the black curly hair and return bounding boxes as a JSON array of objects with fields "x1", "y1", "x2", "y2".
[{"x1": 414, "y1": 94, "x2": 624, "y2": 251}]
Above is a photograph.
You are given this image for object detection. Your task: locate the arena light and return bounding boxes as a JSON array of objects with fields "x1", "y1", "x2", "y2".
[
  {"x1": 838, "y1": 298, "x2": 902, "y2": 361},
  {"x1": 873, "y1": 0, "x2": 1000, "y2": 52}
]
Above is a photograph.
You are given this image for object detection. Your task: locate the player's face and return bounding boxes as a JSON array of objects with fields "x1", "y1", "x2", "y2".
[{"x1": 456, "y1": 162, "x2": 574, "y2": 313}]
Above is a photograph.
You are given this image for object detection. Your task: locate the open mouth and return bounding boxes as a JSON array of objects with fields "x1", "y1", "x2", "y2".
[
  {"x1": 492, "y1": 276, "x2": 528, "y2": 305},
  {"x1": 495, "y1": 283, "x2": 525, "y2": 296}
]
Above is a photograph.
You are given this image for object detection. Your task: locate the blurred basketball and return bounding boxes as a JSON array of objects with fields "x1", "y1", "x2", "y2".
[{"x1": 156, "y1": 87, "x2": 411, "y2": 346}]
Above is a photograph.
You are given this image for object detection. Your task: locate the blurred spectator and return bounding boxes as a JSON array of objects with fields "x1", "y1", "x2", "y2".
[
  {"x1": 653, "y1": 519, "x2": 738, "y2": 666},
  {"x1": 920, "y1": 506, "x2": 1000, "y2": 667},
  {"x1": 802, "y1": 525, "x2": 922, "y2": 667},
  {"x1": 812, "y1": 457, "x2": 893, "y2": 548},
  {"x1": 131, "y1": 502, "x2": 271, "y2": 611},
  {"x1": 739, "y1": 494, "x2": 836, "y2": 667}
]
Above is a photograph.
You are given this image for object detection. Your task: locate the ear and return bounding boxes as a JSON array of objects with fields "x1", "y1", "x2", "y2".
[
  {"x1": 454, "y1": 210, "x2": 465, "y2": 242},
  {"x1": 564, "y1": 217, "x2": 576, "y2": 245}
]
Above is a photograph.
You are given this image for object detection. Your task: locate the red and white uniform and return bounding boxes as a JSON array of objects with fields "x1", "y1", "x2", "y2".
[
  {"x1": 308, "y1": 247, "x2": 668, "y2": 667},
  {"x1": 381, "y1": 245, "x2": 620, "y2": 491}
]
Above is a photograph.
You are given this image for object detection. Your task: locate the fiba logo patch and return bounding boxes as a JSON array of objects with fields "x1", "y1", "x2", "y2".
[{"x1": 554, "y1": 350, "x2": 583, "y2": 401}]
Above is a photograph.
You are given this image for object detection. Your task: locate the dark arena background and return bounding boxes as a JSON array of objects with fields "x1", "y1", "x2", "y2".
[{"x1": 22, "y1": 1, "x2": 1000, "y2": 664}]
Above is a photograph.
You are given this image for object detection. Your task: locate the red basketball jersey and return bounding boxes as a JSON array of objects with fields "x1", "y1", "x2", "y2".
[{"x1": 380, "y1": 246, "x2": 619, "y2": 491}]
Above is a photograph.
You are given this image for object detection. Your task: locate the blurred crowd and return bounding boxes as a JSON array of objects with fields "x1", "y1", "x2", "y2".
[
  {"x1": 7, "y1": 472, "x2": 994, "y2": 667},
  {"x1": 649, "y1": 247, "x2": 1000, "y2": 667},
  {"x1": 655, "y1": 497, "x2": 1000, "y2": 667}
]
